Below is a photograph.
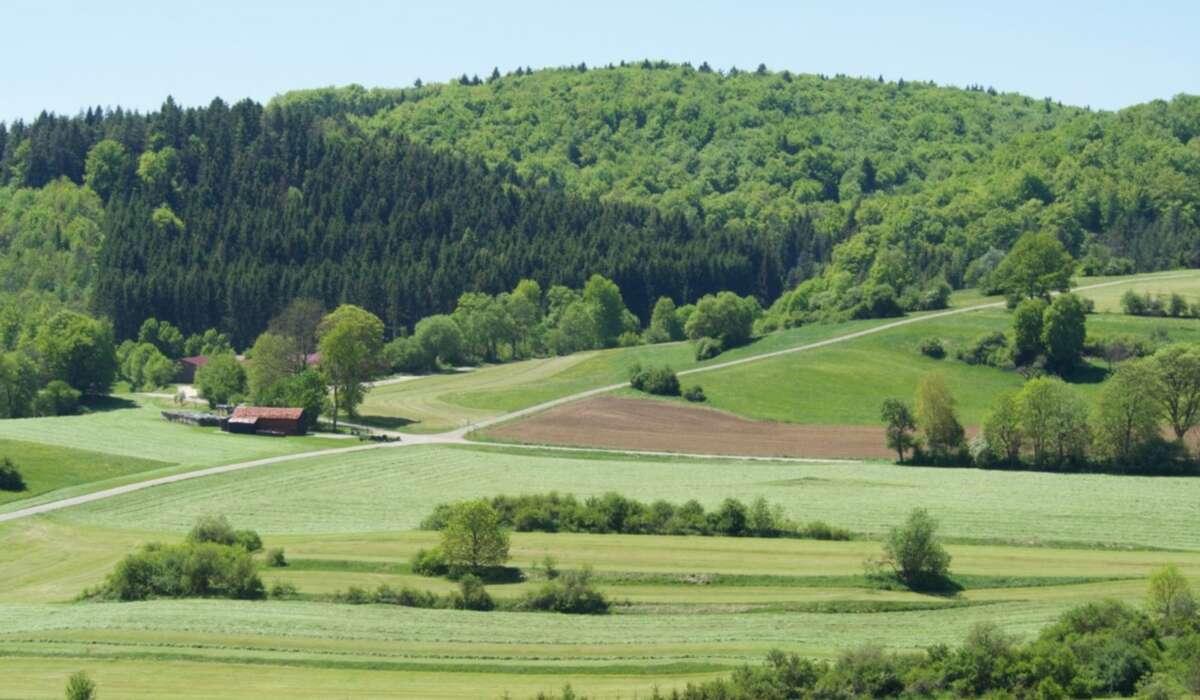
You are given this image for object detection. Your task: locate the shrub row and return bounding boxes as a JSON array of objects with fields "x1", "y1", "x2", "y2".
[
  {"x1": 85, "y1": 541, "x2": 265, "y2": 601},
  {"x1": 1122, "y1": 289, "x2": 1200, "y2": 318},
  {"x1": 337, "y1": 569, "x2": 610, "y2": 615},
  {"x1": 421, "y1": 493, "x2": 850, "y2": 540}
]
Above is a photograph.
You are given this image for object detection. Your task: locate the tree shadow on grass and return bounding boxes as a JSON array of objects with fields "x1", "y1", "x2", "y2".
[
  {"x1": 869, "y1": 573, "x2": 964, "y2": 598},
  {"x1": 351, "y1": 414, "x2": 417, "y2": 430},
  {"x1": 82, "y1": 395, "x2": 140, "y2": 413},
  {"x1": 1062, "y1": 362, "x2": 1109, "y2": 385}
]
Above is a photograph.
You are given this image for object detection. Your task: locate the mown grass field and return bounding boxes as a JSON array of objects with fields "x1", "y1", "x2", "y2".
[
  {"x1": 0, "y1": 400, "x2": 344, "y2": 514},
  {"x1": 38, "y1": 443, "x2": 1200, "y2": 548}
]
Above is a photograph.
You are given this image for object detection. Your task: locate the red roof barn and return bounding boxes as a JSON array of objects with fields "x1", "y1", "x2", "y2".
[
  {"x1": 175, "y1": 355, "x2": 210, "y2": 384},
  {"x1": 223, "y1": 406, "x2": 308, "y2": 436}
]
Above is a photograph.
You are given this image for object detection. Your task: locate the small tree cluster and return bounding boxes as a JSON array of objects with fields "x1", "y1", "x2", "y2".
[
  {"x1": 1121, "y1": 289, "x2": 1200, "y2": 318},
  {"x1": 629, "y1": 364, "x2": 681, "y2": 396}
]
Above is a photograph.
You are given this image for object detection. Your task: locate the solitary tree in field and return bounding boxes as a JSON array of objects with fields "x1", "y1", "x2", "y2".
[
  {"x1": 1152, "y1": 343, "x2": 1200, "y2": 441},
  {"x1": 880, "y1": 398, "x2": 917, "y2": 463},
  {"x1": 441, "y1": 499, "x2": 510, "y2": 574},
  {"x1": 317, "y1": 305, "x2": 384, "y2": 430},
  {"x1": 878, "y1": 508, "x2": 951, "y2": 588},
  {"x1": 992, "y1": 231, "x2": 1074, "y2": 304}
]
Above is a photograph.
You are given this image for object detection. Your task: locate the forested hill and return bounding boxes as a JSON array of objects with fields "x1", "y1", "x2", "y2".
[{"x1": 1, "y1": 61, "x2": 1198, "y2": 344}]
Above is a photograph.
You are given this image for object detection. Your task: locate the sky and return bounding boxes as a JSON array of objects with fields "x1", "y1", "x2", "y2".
[{"x1": 2, "y1": 0, "x2": 1197, "y2": 122}]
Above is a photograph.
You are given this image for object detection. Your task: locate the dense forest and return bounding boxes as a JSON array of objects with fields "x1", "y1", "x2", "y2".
[{"x1": 1, "y1": 61, "x2": 1197, "y2": 345}]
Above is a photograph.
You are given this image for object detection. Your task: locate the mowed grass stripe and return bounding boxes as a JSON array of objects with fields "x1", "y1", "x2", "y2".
[{"x1": 51, "y1": 445, "x2": 1200, "y2": 549}]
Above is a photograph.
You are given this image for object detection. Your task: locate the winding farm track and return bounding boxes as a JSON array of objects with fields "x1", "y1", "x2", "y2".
[{"x1": 0, "y1": 273, "x2": 1189, "y2": 524}]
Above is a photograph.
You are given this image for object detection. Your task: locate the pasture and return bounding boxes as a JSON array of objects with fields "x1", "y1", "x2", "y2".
[{"x1": 0, "y1": 400, "x2": 343, "y2": 513}]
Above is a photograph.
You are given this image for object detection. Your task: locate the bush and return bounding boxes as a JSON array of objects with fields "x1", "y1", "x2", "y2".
[
  {"x1": 266, "y1": 547, "x2": 288, "y2": 567},
  {"x1": 917, "y1": 337, "x2": 945, "y2": 359},
  {"x1": 234, "y1": 529, "x2": 263, "y2": 552},
  {"x1": 33, "y1": 379, "x2": 81, "y2": 416},
  {"x1": 629, "y1": 364, "x2": 681, "y2": 396},
  {"x1": 682, "y1": 384, "x2": 707, "y2": 402},
  {"x1": 0, "y1": 457, "x2": 25, "y2": 492},
  {"x1": 186, "y1": 515, "x2": 237, "y2": 546},
  {"x1": 94, "y1": 541, "x2": 265, "y2": 601},
  {"x1": 519, "y1": 567, "x2": 610, "y2": 614},
  {"x1": 269, "y1": 581, "x2": 298, "y2": 598},
  {"x1": 65, "y1": 671, "x2": 97, "y2": 700},
  {"x1": 874, "y1": 508, "x2": 951, "y2": 589},
  {"x1": 411, "y1": 547, "x2": 450, "y2": 577},
  {"x1": 694, "y1": 336, "x2": 724, "y2": 360},
  {"x1": 449, "y1": 574, "x2": 494, "y2": 611},
  {"x1": 616, "y1": 330, "x2": 642, "y2": 347},
  {"x1": 373, "y1": 583, "x2": 439, "y2": 608},
  {"x1": 956, "y1": 331, "x2": 1011, "y2": 367}
]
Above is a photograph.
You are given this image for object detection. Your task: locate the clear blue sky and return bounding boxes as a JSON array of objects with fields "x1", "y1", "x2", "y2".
[{"x1": 3, "y1": 0, "x2": 1197, "y2": 122}]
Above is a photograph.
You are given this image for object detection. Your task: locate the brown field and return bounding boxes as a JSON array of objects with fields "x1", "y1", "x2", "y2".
[{"x1": 486, "y1": 395, "x2": 902, "y2": 459}]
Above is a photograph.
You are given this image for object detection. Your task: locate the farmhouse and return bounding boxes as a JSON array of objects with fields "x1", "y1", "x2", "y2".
[
  {"x1": 223, "y1": 406, "x2": 307, "y2": 436},
  {"x1": 174, "y1": 355, "x2": 209, "y2": 383}
]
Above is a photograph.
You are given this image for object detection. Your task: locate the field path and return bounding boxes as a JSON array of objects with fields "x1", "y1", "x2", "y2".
[{"x1": 1, "y1": 273, "x2": 1188, "y2": 522}]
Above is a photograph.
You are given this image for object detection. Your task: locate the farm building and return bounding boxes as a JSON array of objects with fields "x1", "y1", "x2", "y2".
[
  {"x1": 174, "y1": 355, "x2": 209, "y2": 383},
  {"x1": 223, "y1": 406, "x2": 308, "y2": 436}
]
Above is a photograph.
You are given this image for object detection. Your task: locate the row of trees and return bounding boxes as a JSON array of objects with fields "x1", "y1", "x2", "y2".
[{"x1": 884, "y1": 342, "x2": 1200, "y2": 473}]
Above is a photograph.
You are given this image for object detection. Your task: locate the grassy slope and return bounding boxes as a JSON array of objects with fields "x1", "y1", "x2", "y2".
[
  {"x1": 40, "y1": 444, "x2": 1200, "y2": 549},
  {"x1": 357, "y1": 318, "x2": 898, "y2": 432},
  {"x1": 0, "y1": 400, "x2": 343, "y2": 514},
  {"x1": 0, "y1": 439, "x2": 169, "y2": 506}
]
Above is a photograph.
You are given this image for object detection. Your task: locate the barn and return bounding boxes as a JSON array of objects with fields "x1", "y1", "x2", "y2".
[
  {"x1": 222, "y1": 406, "x2": 308, "y2": 436},
  {"x1": 174, "y1": 355, "x2": 209, "y2": 384}
]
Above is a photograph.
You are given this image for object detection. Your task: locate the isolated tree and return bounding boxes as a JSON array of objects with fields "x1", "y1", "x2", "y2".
[
  {"x1": 1152, "y1": 343, "x2": 1200, "y2": 441},
  {"x1": 268, "y1": 298, "x2": 325, "y2": 370},
  {"x1": 246, "y1": 332, "x2": 294, "y2": 404},
  {"x1": 983, "y1": 391, "x2": 1024, "y2": 465},
  {"x1": 1147, "y1": 565, "x2": 1196, "y2": 634},
  {"x1": 1011, "y1": 298, "x2": 1047, "y2": 365},
  {"x1": 880, "y1": 398, "x2": 917, "y2": 463},
  {"x1": 993, "y1": 231, "x2": 1074, "y2": 303},
  {"x1": 914, "y1": 373, "x2": 965, "y2": 462},
  {"x1": 582, "y1": 274, "x2": 627, "y2": 347},
  {"x1": 1092, "y1": 359, "x2": 1163, "y2": 466},
  {"x1": 879, "y1": 508, "x2": 951, "y2": 587},
  {"x1": 441, "y1": 499, "x2": 510, "y2": 573},
  {"x1": 65, "y1": 670, "x2": 97, "y2": 700},
  {"x1": 34, "y1": 310, "x2": 118, "y2": 394},
  {"x1": 194, "y1": 353, "x2": 246, "y2": 408},
  {"x1": 1016, "y1": 377, "x2": 1089, "y2": 467},
  {"x1": 318, "y1": 305, "x2": 384, "y2": 429},
  {"x1": 1041, "y1": 293, "x2": 1087, "y2": 374}
]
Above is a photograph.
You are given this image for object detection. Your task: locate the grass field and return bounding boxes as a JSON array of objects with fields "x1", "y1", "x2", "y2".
[
  {"x1": 0, "y1": 439, "x2": 169, "y2": 506},
  {"x1": 36, "y1": 444, "x2": 1200, "y2": 548},
  {"x1": 0, "y1": 400, "x2": 344, "y2": 514}
]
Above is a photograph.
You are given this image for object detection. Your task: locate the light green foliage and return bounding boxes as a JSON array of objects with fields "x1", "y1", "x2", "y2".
[
  {"x1": 646, "y1": 297, "x2": 683, "y2": 343},
  {"x1": 878, "y1": 508, "x2": 952, "y2": 587},
  {"x1": 440, "y1": 499, "x2": 510, "y2": 572},
  {"x1": 1146, "y1": 565, "x2": 1196, "y2": 634},
  {"x1": 317, "y1": 304, "x2": 384, "y2": 426},
  {"x1": 194, "y1": 353, "x2": 246, "y2": 408},
  {"x1": 33, "y1": 310, "x2": 117, "y2": 394},
  {"x1": 121, "y1": 342, "x2": 176, "y2": 391},
  {"x1": 413, "y1": 314, "x2": 464, "y2": 368},
  {"x1": 64, "y1": 670, "x2": 96, "y2": 700},
  {"x1": 453, "y1": 291, "x2": 516, "y2": 362},
  {"x1": 684, "y1": 291, "x2": 761, "y2": 348},
  {"x1": 982, "y1": 392, "x2": 1023, "y2": 465},
  {"x1": 1092, "y1": 359, "x2": 1164, "y2": 465},
  {"x1": 914, "y1": 373, "x2": 965, "y2": 461},
  {"x1": 137, "y1": 318, "x2": 185, "y2": 359},
  {"x1": 1015, "y1": 377, "x2": 1090, "y2": 467},
  {"x1": 582, "y1": 274, "x2": 627, "y2": 348},
  {"x1": 246, "y1": 332, "x2": 294, "y2": 404},
  {"x1": 84, "y1": 138, "x2": 130, "y2": 201},
  {"x1": 1041, "y1": 293, "x2": 1088, "y2": 373},
  {"x1": 880, "y1": 398, "x2": 916, "y2": 463},
  {"x1": 150, "y1": 204, "x2": 184, "y2": 234},
  {"x1": 1151, "y1": 344, "x2": 1200, "y2": 440},
  {"x1": 0, "y1": 179, "x2": 104, "y2": 305},
  {"x1": 136, "y1": 146, "x2": 178, "y2": 199},
  {"x1": 264, "y1": 370, "x2": 329, "y2": 431},
  {"x1": 550, "y1": 300, "x2": 599, "y2": 355},
  {"x1": 993, "y1": 232, "x2": 1075, "y2": 303},
  {"x1": 32, "y1": 380, "x2": 81, "y2": 417},
  {"x1": 182, "y1": 328, "x2": 233, "y2": 358}
]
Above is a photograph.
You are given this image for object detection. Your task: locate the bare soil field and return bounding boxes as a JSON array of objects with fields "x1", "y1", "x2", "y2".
[{"x1": 487, "y1": 396, "x2": 901, "y2": 459}]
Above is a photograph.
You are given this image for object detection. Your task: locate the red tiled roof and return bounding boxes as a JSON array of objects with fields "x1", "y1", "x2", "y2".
[
  {"x1": 231, "y1": 406, "x2": 305, "y2": 421},
  {"x1": 180, "y1": 355, "x2": 210, "y2": 367}
]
